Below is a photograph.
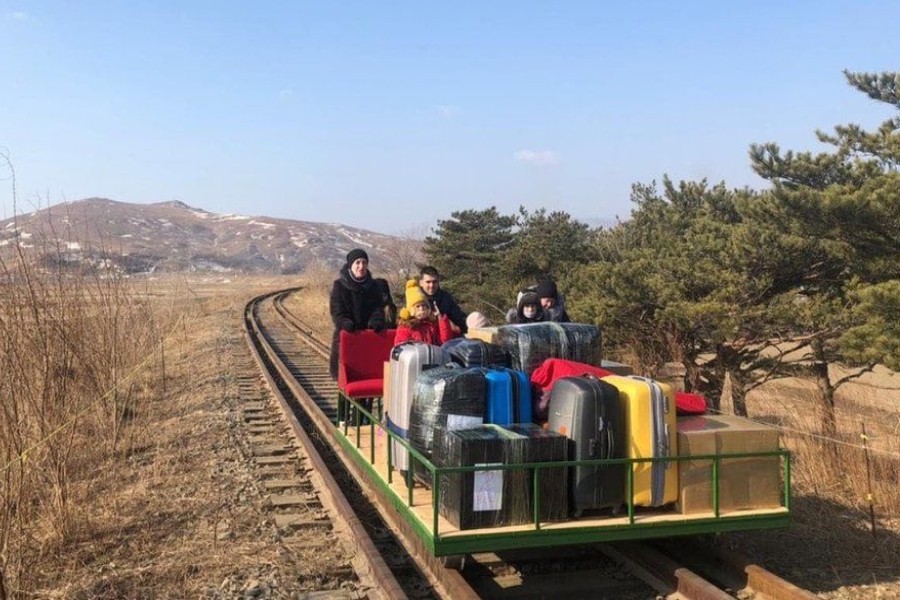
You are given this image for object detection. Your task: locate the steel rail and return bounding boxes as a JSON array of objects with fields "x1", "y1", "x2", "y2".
[
  {"x1": 247, "y1": 288, "x2": 479, "y2": 600},
  {"x1": 243, "y1": 289, "x2": 406, "y2": 600}
]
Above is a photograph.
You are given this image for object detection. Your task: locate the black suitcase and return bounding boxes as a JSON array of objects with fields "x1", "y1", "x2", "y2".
[
  {"x1": 547, "y1": 376, "x2": 625, "y2": 516},
  {"x1": 409, "y1": 365, "x2": 486, "y2": 485},
  {"x1": 442, "y1": 338, "x2": 511, "y2": 368}
]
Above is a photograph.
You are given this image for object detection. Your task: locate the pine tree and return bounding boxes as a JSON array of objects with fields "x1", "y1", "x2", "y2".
[
  {"x1": 749, "y1": 69, "x2": 900, "y2": 436},
  {"x1": 500, "y1": 207, "x2": 596, "y2": 294},
  {"x1": 570, "y1": 178, "x2": 807, "y2": 414},
  {"x1": 422, "y1": 207, "x2": 516, "y2": 318}
]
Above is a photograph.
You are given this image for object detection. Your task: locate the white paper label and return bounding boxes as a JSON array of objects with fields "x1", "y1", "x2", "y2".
[
  {"x1": 473, "y1": 463, "x2": 503, "y2": 512},
  {"x1": 446, "y1": 414, "x2": 483, "y2": 431}
]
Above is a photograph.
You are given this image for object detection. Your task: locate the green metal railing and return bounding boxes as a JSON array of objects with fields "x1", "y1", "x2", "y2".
[{"x1": 335, "y1": 393, "x2": 792, "y2": 555}]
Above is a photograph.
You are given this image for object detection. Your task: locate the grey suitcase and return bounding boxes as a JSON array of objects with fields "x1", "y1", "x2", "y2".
[
  {"x1": 548, "y1": 376, "x2": 625, "y2": 516},
  {"x1": 386, "y1": 342, "x2": 447, "y2": 472}
]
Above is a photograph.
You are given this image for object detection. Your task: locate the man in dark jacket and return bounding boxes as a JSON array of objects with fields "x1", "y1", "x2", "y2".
[
  {"x1": 535, "y1": 278, "x2": 570, "y2": 323},
  {"x1": 418, "y1": 265, "x2": 468, "y2": 334},
  {"x1": 329, "y1": 248, "x2": 386, "y2": 379}
]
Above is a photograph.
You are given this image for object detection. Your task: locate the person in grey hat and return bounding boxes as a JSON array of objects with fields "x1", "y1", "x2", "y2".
[
  {"x1": 505, "y1": 290, "x2": 546, "y2": 324},
  {"x1": 328, "y1": 248, "x2": 386, "y2": 379}
]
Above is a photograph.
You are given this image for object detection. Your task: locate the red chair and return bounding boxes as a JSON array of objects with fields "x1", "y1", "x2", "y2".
[{"x1": 337, "y1": 329, "x2": 396, "y2": 425}]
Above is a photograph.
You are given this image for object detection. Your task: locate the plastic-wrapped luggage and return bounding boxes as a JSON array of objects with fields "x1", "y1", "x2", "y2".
[
  {"x1": 505, "y1": 424, "x2": 569, "y2": 523},
  {"x1": 386, "y1": 342, "x2": 448, "y2": 472},
  {"x1": 548, "y1": 376, "x2": 625, "y2": 516},
  {"x1": 602, "y1": 374, "x2": 678, "y2": 507},
  {"x1": 409, "y1": 365, "x2": 486, "y2": 484},
  {"x1": 434, "y1": 424, "x2": 569, "y2": 530},
  {"x1": 442, "y1": 338, "x2": 510, "y2": 368},
  {"x1": 434, "y1": 425, "x2": 518, "y2": 529},
  {"x1": 495, "y1": 322, "x2": 602, "y2": 376},
  {"x1": 484, "y1": 367, "x2": 533, "y2": 426}
]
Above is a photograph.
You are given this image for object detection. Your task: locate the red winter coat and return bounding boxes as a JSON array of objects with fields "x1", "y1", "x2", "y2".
[{"x1": 394, "y1": 315, "x2": 457, "y2": 346}]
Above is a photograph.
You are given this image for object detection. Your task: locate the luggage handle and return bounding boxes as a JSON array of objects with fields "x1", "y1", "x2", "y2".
[
  {"x1": 391, "y1": 340, "x2": 421, "y2": 360},
  {"x1": 606, "y1": 423, "x2": 615, "y2": 459},
  {"x1": 595, "y1": 424, "x2": 615, "y2": 459},
  {"x1": 658, "y1": 423, "x2": 670, "y2": 457}
]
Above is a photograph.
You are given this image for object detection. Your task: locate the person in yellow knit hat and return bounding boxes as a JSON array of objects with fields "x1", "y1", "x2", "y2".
[{"x1": 393, "y1": 279, "x2": 458, "y2": 345}]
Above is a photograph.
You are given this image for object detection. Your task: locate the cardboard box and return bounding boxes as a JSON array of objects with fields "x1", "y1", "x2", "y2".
[
  {"x1": 676, "y1": 415, "x2": 782, "y2": 514},
  {"x1": 466, "y1": 326, "x2": 500, "y2": 344}
]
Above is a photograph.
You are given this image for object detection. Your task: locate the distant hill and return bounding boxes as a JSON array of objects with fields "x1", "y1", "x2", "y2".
[{"x1": 0, "y1": 198, "x2": 413, "y2": 275}]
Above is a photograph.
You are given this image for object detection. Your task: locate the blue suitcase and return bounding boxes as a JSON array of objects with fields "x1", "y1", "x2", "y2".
[{"x1": 484, "y1": 367, "x2": 533, "y2": 425}]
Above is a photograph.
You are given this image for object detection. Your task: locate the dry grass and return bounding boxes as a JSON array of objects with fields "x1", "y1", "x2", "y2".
[
  {"x1": 289, "y1": 268, "x2": 338, "y2": 341},
  {"x1": 700, "y1": 363, "x2": 900, "y2": 596},
  {"x1": 0, "y1": 246, "x2": 167, "y2": 596},
  {"x1": 738, "y1": 372, "x2": 900, "y2": 516},
  {"x1": 1, "y1": 273, "x2": 343, "y2": 598}
]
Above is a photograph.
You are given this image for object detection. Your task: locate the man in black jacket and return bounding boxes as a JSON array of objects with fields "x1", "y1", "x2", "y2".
[
  {"x1": 418, "y1": 265, "x2": 468, "y2": 334},
  {"x1": 328, "y1": 248, "x2": 385, "y2": 379}
]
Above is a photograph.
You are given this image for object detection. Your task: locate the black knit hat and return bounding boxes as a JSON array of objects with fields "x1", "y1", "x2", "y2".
[
  {"x1": 535, "y1": 279, "x2": 558, "y2": 300},
  {"x1": 346, "y1": 248, "x2": 369, "y2": 266}
]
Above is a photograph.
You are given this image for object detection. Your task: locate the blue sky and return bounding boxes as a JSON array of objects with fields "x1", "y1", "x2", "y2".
[{"x1": 1, "y1": 1, "x2": 898, "y2": 235}]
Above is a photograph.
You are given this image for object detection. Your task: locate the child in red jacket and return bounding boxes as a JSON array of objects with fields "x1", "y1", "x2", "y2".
[{"x1": 394, "y1": 279, "x2": 457, "y2": 345}]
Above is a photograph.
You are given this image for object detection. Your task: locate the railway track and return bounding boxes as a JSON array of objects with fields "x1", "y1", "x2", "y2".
[{"x1": 242, "y1": 288, "x2": 818, "y2": 600}]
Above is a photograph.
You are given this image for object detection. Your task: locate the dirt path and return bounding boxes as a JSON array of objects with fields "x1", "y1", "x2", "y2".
[{"x1": 32, "y1": 279, "x2": 362, "y2": 599}]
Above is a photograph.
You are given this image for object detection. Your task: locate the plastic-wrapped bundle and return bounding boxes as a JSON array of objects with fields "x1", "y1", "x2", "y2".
[
  {"x1": 442, "y1": 338, "x2": 511, "y2": 368},
  {"x1": 495, "y1": 322, "x2": 602, "y2": 376},
  {"x1": 504, "y1": 424, "x2": 570, "y2": 523},
  {"x1": 434, "y1": 425, "x2": 520, "y2": 530},
  {"x1": 435, "y1": 424, "x2": 570, "y2": 529},
  {"x1": 408, "y1": 365, "x2": 486, "y2": 484}
]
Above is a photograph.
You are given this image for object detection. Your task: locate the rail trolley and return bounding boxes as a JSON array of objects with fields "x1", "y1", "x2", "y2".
[{"x1": 333, "y1": 372, "x2": 791, "y2": 563}]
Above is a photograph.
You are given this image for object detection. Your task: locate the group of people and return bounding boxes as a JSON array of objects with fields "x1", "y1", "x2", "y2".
[
  {"x1": 328, "y1": 247, "x2": 566, "y2": 377},
  {"x1": 504, "y1": 279, "x2": 570, "y2": 324}
]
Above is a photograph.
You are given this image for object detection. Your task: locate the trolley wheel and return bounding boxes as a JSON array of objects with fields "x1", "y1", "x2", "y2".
[{"x1": 440, "y1": 554, "x2": 466, "y2": 570}]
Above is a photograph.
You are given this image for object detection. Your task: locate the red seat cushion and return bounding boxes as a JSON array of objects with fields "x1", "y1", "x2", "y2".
[
  {"x1": 343, "y1": 378, "x2": 384, "y2": 398},
  {"x1": 338, "y1": 329, "x2": 396, "y2": 396}
]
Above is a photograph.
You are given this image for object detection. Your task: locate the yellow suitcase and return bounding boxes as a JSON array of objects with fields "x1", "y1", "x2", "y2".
[{"x1": 601, "y1": 375, "x2": 678, "y2": 507}]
